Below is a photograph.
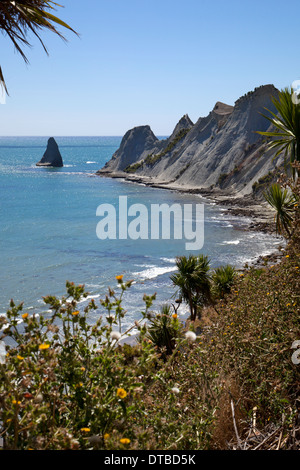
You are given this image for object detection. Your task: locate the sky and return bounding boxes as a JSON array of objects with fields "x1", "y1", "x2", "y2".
[{"x1": 0, "y1": 0, "x2": 299, "y2": 136}]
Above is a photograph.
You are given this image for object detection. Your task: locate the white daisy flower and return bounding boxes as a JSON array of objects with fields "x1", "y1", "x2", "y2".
[
  {"x1": 110, "y1": 331, "x2": 122, "y2": 341},
  {"x1": 185, "y1": 331, "x2": 197, "y2": 342}
]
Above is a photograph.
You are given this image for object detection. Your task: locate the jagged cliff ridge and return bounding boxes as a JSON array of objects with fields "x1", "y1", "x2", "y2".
[{"x1": 98, "y1": 85, "x2": 282, "y2": 197}]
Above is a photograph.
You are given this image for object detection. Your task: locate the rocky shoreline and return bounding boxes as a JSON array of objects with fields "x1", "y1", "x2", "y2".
[{"x1": 97, "y1": 170, "x2": 276, "y2": 231}]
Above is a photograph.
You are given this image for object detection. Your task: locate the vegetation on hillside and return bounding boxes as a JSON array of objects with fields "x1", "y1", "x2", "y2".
[
  {"x1": 124, "y1": 128, "x2": 191, "y2": 173},
  {"x1": 0, "y1": 226, "x2": 299, "y2": 450}
]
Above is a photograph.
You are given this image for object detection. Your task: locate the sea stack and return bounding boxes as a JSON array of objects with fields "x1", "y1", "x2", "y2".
[{"x1": 36, "y1": 137, "x2": 63, "y2": 167}]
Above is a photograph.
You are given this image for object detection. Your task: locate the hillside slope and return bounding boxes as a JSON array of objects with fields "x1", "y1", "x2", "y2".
[{"x1": 98, "y1": 84, "x2": 282, "y2": 197}]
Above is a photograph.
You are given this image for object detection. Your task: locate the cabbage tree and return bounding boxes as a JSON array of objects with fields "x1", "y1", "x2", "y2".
[
  {"x1": 264, "y1": 183, "x2": 297, "y2": 237},
  {"x1": 257, "y1": 87, "x2": 300, "y2": 180},
  {"x1": 170, "y1": 254, "x2": 211, "y2": 321}
]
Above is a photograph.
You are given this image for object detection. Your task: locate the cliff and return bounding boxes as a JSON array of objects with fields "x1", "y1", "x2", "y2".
[{"x1": 97, "y1": 84, "x2": 282, "y2": 198}]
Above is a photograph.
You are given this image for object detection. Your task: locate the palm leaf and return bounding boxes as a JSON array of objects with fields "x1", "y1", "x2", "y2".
[
  {"x1": 0, "y1": 1, "x2": 78, "y2": 92},
  {"x1": 0, "y1": 66, "x2": 9, "y2": 95}
]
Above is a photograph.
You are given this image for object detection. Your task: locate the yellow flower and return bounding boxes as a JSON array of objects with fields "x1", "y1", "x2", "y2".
[
  {"x1": 72, "y1": 311, "x2": 79, "y2": 316},
  {"x1": 286, "y1": 255, "x2": 290, "y2": 258},
  {"x1": 81, "y1": 427, "x2": 90, "y2": 433},
  {"x1": 115, "y1": 275, "x2": 124, "y2": 282},
  {"x1": 39, "y1": 343, "x2": 50, "y2": 350},
  {"x1": 172, "y1": 313, "x2": 178, "y2": 319},
  {"x1": 12, "y1": 400, "x2": 21, "y2": 405},
  {"x1": 17, "y1": 355, "x2": 24, "y2": 360},
  {"x1": 117, "y1": 388, "x2": 127, "y2": 399},
  {"x1": 120, "y1": 438, "x2": 130, "y2": 445},
  {"x1": 22, "y1": 313, "x2": 29, "y2": 319},
  {"x1": 104, "y1": 433, "x2": 110, "y2": 440}
]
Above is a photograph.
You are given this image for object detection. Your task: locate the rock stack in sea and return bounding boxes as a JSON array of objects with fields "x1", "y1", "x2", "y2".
[{"x1": 36, "y1": 137, "x2": 63, "y2": 167}]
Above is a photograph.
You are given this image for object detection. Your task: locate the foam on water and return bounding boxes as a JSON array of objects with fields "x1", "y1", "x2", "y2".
[{"x1": 133, "y1": 265, "x2": 178, "y2": 281}]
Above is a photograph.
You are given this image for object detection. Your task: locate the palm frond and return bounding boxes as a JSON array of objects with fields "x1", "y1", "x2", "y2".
[
  {"x1": 0, "y1": 0, "x2": 78, "y2": 91},
  {"x1": 0, "y1": 66, "x2": 9, "y2": 95}
]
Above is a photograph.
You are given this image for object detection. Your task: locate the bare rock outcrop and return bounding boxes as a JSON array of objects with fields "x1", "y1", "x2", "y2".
[
  {"x1": 98, "y1": 84, "x2": 282, "y2": 197},
  {"x1": 36, "y1": 137, "x2": 63, "y2": 168}
]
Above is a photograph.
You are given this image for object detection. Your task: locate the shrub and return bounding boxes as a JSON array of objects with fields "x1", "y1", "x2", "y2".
[
  {"x1": 124, "y1": 161, "x2": 144, "y2": 173},
  {"x1": 170, "y1": 254, "x2": 211, "y2": 321},
  {"x1": 211, "y1": 265, "x2": 236, "y2": 299},
  {"x1": 144, "y1": 128, "x2": 190, "y2": 168},
  {"x1": 144, "y1": 304, "x2": 183, "y2": 357},
  {"x1": 0, "y1": 278, "x2": 218, "y2": 450},
  {"x1": 264, "y1": 183, "x2": 297, "y2": 236}
]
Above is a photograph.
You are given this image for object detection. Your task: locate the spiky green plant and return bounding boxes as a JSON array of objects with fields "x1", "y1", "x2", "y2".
[
  {"x1": 264, "y1": 183, "x2": 297, "y2": 237},
  {"x1": 257, "y1": 87, "x2": 300, "y2": 180},
  {"x1": 211, "y1": 265, "x2": 236, "y2": 299},
  {"x1": 144, "y1": 304, "x2": 181, "y2": 357},
  {"x1": 170, "y1": 254, "x2": 211, "y2": 321}
]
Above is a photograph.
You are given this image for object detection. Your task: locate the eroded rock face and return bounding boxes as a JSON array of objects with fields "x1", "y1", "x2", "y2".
[
  {"x1": 100, "y1": 125, "x2": 160, "y2": 172},
  {"x1": 98, "y1": 84, "x2": 282, "y2": 196},
  {"x1": 36, "y1": 138, "x2": 63, "y2": 167}
]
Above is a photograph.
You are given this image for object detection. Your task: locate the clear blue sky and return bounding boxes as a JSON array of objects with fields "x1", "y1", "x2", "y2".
[{"x1": 1, "y1": 0, "x2": 299, "y2": 136}]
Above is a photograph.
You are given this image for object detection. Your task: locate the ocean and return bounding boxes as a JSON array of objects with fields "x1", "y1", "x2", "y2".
[{"x1": 0, "y1": 136, "x2": 281, "y2": 332}]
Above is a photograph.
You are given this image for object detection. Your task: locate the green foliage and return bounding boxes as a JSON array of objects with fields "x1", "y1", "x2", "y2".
[
  {"x1": 144, "y1": 304, "x2": 183, "y2": 357},
  {"x1": 0, "y1": 277, "x2": 218, "y2": 450},
  {"x1": 252, "y1": 169, "x2": 279, "y2": 193},
  {"x1": 264, "y1": 183, "x2": 297, "y2": 236},
  {"x1": 170, "y1": 254, "x2": 211, "y2": 321},
  {"x1": 211, "y1": 265, "x2": 236, "y2": 299},
  {"x1": 160, "y1": 128, "x2": 190, "y2": 157},
  {"x1": 218, "y1": 172, "x2": 229, "y2": 186},
  {"x1": 176, "y1": 163, "x2": 190, "y2": 179},
  {"x1": 144, "y1": 128, "x2": 190, "y2": 167},
  {"x1": 144, "y1": 152, "x2": 161, "y2": 166},
  {"x1": 124, "y1": 161, "x2": 144, "y2": 173},
  {"x1": 257, "y1": 87, "x2": 300, "y2": 179},
  {"x1": 0, "y1": 244, "x2": 299, "y2": 449},
  {"x1": 208, "y1": 249, "x2": 300, "y2": 430},
  {"x1": 1, "y1": 179, "x2": 299, "y2": 449}
]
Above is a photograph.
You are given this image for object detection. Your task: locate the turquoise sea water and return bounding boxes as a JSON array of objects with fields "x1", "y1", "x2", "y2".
[{"x1": 0, "y1": 136, "x2": 281, "y2": 332}]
